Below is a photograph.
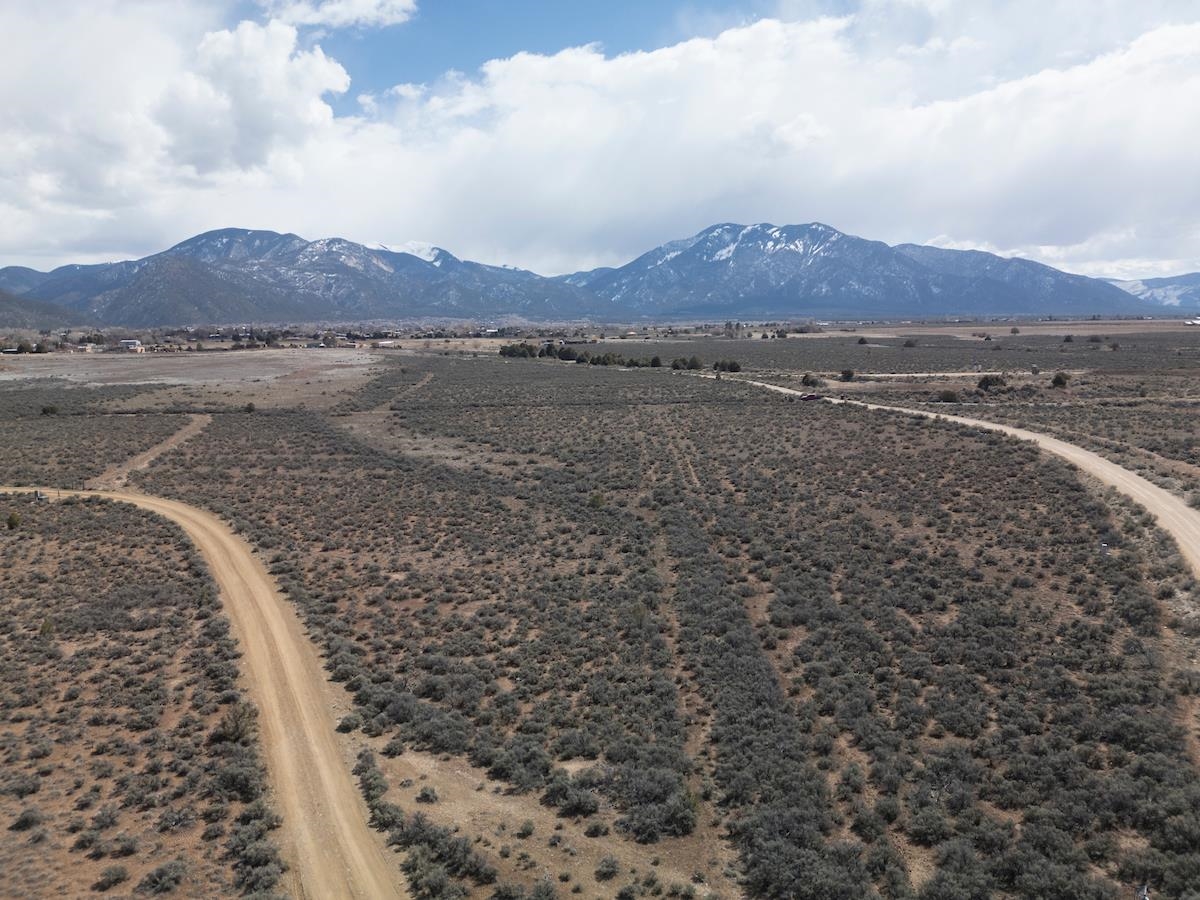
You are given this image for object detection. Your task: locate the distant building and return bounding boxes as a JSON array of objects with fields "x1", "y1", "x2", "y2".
[{"x1": 118, "y1": 339, "x2": 145, "y2": 353}]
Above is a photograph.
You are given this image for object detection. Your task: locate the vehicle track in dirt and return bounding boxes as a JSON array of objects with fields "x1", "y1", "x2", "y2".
[
  {"x1": 736, "y1": 376, "x2": 1200, "y2": 578},
  {"x1": 86, "y1": 413, "x2": 212, "y2": 490},
  {"x1": 1, "y1": 484, "x2": 407, "y2": 900}
]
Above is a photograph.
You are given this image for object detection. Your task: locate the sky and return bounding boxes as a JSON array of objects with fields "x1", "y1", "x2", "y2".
[{"x1": 1, "y1": 0, "x2": 1198, "y2": 279}]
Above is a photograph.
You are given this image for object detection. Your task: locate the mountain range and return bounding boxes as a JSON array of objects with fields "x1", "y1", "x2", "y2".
[
  {"x1": 0, "y1": 223, "x2": 1193, "y2": 328},
  {"x1": 1106, "y1": 273, "x2": 1200, "y2": 309}
]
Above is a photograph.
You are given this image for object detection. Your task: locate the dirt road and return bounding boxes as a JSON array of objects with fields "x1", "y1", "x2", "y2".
[
  {"x1": 739, "y1": 378, "x2": 1200, "y2": 578},
  {"x1": 1, "y1": 485, "x2": 406, "y2": 900},
  {"x1": 86, "y1": 413, "x2": 212, "y2": 489}
]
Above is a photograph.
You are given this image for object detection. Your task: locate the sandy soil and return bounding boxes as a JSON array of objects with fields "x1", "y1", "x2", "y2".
[
  {"x1": 337, "y1": 414, "x2": 557, "y2": 476},
  {"x1": 359, "y1": 742, "x2": 740, "y2": 898},
  {"x1": 0, "y1": 484, "x2": 408, "y2": 900}
]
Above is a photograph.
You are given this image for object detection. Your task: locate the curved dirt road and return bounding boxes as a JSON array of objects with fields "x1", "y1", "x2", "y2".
[
  {"x1": 1, "y1": 485, "x2": 406, "y2": 900},
  {"x1": 739, "y1": 378, "x2": 1200, "y2": 578}
]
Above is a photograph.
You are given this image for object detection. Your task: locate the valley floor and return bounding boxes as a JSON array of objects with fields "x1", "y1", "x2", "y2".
[{"x1": 3, "y1": 333, "x2": 1199, "y2": 899}]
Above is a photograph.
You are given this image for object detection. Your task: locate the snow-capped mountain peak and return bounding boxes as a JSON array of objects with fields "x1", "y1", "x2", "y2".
[
  {"x1": 388, "y1": 240, "x2": 439, "y2": 263},
  {"x1": 564, "y1": 221, "x2": 1142, "y2": 318}
]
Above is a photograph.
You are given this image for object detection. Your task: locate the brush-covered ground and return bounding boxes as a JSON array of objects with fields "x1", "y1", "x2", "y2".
[
  {"x1": 668, "y1": 327, "x2": 1200, "y2": 504},
  {"x1": 4, "y1": 335, "x2": 1200, "y2": 899},
  {"x1": 0, "y1": 495, "x2": 283, "y2": 898},
  {"x1": 123, "y1": 351, "x2": 1200, "y2": 900}
]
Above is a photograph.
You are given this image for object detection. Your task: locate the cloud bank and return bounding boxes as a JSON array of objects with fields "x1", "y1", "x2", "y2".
[
  {"x1": 0, "y1": 0, "x2": 1197, "y2": 279},
  {"x1": 258, "y1": 0, "x2": 416, "y2": 29}
]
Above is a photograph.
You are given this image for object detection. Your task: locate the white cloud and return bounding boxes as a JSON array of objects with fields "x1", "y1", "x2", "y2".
[
  {"x1": 258, "y1": 0, "x2": 416, "y2": 29},
  {"x1": 0, "y1": 6, "x2": 351, "y2": 265},
  {"x1": 0, "y1": 2, "x2": 218, "y2": 262},
  {"x1": 1, "y1": 1, "x2": 1198, "y2": 280},
  {"x1": 329, "y1": 13, "x2": 1200, "y2": 276},
  {"x1": 159, "y1": 20, "x2": 350, "y2": 172}
]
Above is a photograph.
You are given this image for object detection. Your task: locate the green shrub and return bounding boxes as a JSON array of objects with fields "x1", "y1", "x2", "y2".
[
  {"x1": 136, "y1": 859, "x2": 186, "y2": 894},
  {"x1": 9, "y1": 807, "x2": 43, "y2": 831},
  {"x1": 595, "y1": 856, "x2": 621, "y2": 881}
]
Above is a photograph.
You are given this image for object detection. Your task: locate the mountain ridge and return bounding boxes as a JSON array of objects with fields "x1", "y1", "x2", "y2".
[
  {"x1": 563, "y1": 223, "x2": 1149, "y2": 319},
  {"x1": 1108, "y1": 272, "x2": 1200, "y2": 309},
  {"x1": 0, "y1": 223, "x2": 1184, "y2": 328}
]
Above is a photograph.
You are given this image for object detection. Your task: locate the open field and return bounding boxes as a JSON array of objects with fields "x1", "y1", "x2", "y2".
[
  {"x1": 3, "y1": 336, "x2": 1200, "y2": 899},
  {"x1": 0, "y1": 347, "x2": 372, "y2": 388},
  {"x1": 741, "y1": 378, "x2": 1200, "y2": 581},
  {"x1": 791, "y1": 319, "x2": 1200, "y2": 340},
  {"x1": 0, "y1": 348, "x2": 378, "y2": 412},
  {"x1": 909, "y1": 394, "x2": 1200, "y2": 505},
  {"x1": 651, "y1": 325, "x2": 1200, "y2": 506},
  {"x1": 738, "y1": 347, "x2": 1200, "y2": 506}
]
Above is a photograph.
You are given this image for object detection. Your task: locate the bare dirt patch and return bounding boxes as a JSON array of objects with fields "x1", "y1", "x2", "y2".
[
  {"x1": 1, "y1": 348, "x2": 380, "y2": 411},
  {"x1": 365, "y1": 743, "x2": 738, "y2": 898}
]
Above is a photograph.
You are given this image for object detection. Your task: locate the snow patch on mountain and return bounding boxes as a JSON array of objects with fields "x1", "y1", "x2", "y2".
[
  {"x1": 394, "y1": 241, "x2": 440, "y2": 263},
  {"x1": 1111, "y1": 280, "x2": 1182, "y2": 306},
  {"x1": 1108, "y1": 273, "x2": 1200, "y2": 308}
]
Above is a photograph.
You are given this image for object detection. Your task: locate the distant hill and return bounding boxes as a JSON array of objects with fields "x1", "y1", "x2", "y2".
[
  {"x1": 0, "y1": 223, "x2": 1168, "y2": 327},
  {"x1": 0, "y1": 288, "x2": 74, "y2": 330},
  {"x1": 0, "y1": 266, "x2": 52, "y2": 296},
  {"x1": 1108, "y1": 272, "x2": 1200, "y2": 309},
  {"x1": 892, "y1": 243, "x2": 1140, "y2": 316}
]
